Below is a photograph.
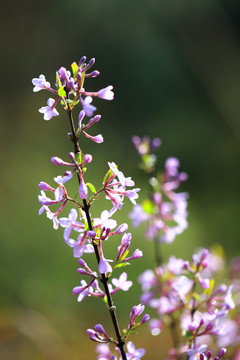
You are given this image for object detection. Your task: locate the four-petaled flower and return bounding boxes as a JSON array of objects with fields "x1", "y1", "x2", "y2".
[
  {"x1": 39, "y1": 98, "x2": 59, "y2": 120},
  {"x1": 32, "y1": 74, "x2": 51, "y2": 92}
]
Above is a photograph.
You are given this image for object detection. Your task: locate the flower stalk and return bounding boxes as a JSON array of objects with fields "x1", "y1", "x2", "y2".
[{"x1": 67, "y1": 108, "x2": 127, "y2": 359}]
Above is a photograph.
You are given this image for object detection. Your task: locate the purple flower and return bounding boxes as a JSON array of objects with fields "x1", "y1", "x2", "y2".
[
  {"x1": 58, "y1": 66, "x2": 70, "y2": 82},
  {"x1": 54, "y1": 171, "x2": 73, "y2": 184},
  {"x1": 97, "y1": 86, "x2": 114, "y2": 100},
  {"x1": 129, "y1": 304, "x2": 145, "y2": 327},
  {"x1": 96, "y1": 344, "x2": 113, "y2": 360},
  {"x1": 73, "y1": 279, "x2": 96, "y2": 302},
  {"x1": 224, "y1": 284, "x2": 235, "y2": 310},
  {"x1": 132, "y1": 135, "x2": 161, "y2": 156},
  {"x1": 59, "y1": 208, "x2": 85, "y2": 239},
  {"x1": 128, "y1": 304, "x2": 149, "y2": 330},
  {"x1": 98, "y1": 257, "x2": 113, "y2": 274},
  {"x1": 38, "y1": 183, "x2": 68, "y2": 228},
  {"x1": 138, "y1": 269, "x2": 156, "y2": 291},
  {"x1": 111, "y1": 272, "x2": 133, "y2": 293},
  {"x1": 87, "y1": 324, "x2": 111, "y2": 343},
  {"x1": 93, "y1": 210, "x2": 117, "y2": 232},
  {"x1": 163, "y1": 157, "x2": 188, "y2": 192},
  {"x1": 85, "y1": 70, "x2": 100, "y2": 78},
  {"x1": 116, "y1": 232, "x2": 132, "y2": 261},
  {"x1": 81, "y1": 96, "x2": 97, "y2": 117},
  {"x1": 217, "y1": 348, "x2": 227, "y2": 358},
  {"x1": 150, "y1": 138, "x2": 162, "y2": 152},
  {"x1": 104, "y1": 162, "x2": 140, "y2": 211},
  {"x1": 114, "y1": 223, "x2": 128, "y2": 234},
  {"x1": 167, "y1": 256, "x2": 185, "y2": 275},
  {"x1": 124, "y1": 249, "x2": 143, "y2": 262},
  {"x1": 126, "y1": 341, "x2": 145, "y2": 359},
  {"x1": 51, "y1": 155, "x2": 75, "y2": 167},
  {"x1": 186, "y1": 344, "x2": 208, "y2": 360},
  {"x1": 129, "y1": 205, "x2": 150, "y2": 228},
  {"x1": 78, "y1": 111, "x2": 104, "y2": 143},
  {"x1": 32, "y1": 74, "x2": 50, "y2": 92},
  {"x1": 39, "y1": 98, "x2": 59, "y2": 120},
  {"x1": 67, "y1": 232, "x2": 94, "y2": 258}
]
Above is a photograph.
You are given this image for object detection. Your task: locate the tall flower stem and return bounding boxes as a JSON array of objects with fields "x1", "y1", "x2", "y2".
[{"x1": 67, "y1": 109, "x2": 127, "y2": 360}]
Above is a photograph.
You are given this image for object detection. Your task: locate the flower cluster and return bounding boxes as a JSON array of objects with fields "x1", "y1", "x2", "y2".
[
  {"x1": 33, "y1": 58, "x2": 148, "y2": 359},
  {"x1": 130, "y1": 136, "x2": 188, "y2": 244},
  {"x1": 33, "y1": 58, "x2": 238, "y2": 359},
  {"x1": 129, "y1": 136, "x2": 238, "y2": 359},
  {"x1": 139, "y1": 248, "x2": 235, "y2": 350},
  {"x1": 32, "y1": 57, "x2": 113, "y2": 121},
  {"x1": 186, "y1": 346, "x2": 227, "y2": 360}
]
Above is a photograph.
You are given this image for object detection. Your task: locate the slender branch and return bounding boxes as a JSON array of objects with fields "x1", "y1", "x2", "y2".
[{"x1": 67, "y1": 109, "x2": 127, "y2": 360}]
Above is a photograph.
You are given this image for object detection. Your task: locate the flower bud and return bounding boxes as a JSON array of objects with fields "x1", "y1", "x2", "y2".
[
  {"x1": 205, "y1": 322, "x2": 213, "y2": 332},
  {"x1": 217, "y1": 348, "x2": 227, "y2": 358},
  {"x1": 58, "y1": 67, "x2": 69, "y2": 82},
  {"x1": 84, "y1": 154, "x2": 93, "y2": 164},
  {"x1": 38, "y1": 181, "x2": 54, "y2": 191},
  {"x1": 85, "y1": 70, "x2": 100, "y2": 78},
  {"x1": 79, "y1": 56, "x2": 86, "y2": 65},
  {"x1": 115, "y1": 223, "x2": 128, "y2": 234},
  {"x1": 51, "y1": 156, "x2": 65, "y2": 165}
]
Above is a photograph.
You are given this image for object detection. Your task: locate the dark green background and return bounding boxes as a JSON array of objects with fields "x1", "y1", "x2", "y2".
[{"x1": 1, "y1": 1, "x2": 240, "y2": 359}]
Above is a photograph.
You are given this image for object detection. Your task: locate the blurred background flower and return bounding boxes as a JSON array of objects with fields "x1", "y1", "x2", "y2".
[{"x1": 1, "y1": 0, "x2": 240, "y2": 359}]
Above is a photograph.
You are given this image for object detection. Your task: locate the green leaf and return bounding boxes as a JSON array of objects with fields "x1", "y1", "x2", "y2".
[
  {"x1": 129, "y1": 322, "x2": 141, "y2": 331},
  {"x1": 56, "y1": 71, "x2": 62, "y2": 88},
  {"x1": 103, "y1": 168, "x2": 114, "y2": 184},
  {"x1": 81, "y1": 71, "x2": 85, "y2": 89},
  {"x1": 86, "y1": 182, "x2": 96, "y2": 193},
  {"x1": 73, "y1": 99, "x2": 79, "y2": 106},
  {"x1": 119, "y1": 250, "x2": 129, "y2": 262},
  {"x1": 58, "y1": 85, "x2": 66, "y2": 97},
  {"x1": 95, "y1": 227, "x2": 101, "y2": 238},
  {"x1": 71, "y1": 62, "x2": 78, "y2": 77},
  {"x1": 192, "y1": 292, "x2": 201, "y2": 303},
  {"x1": 114, "y1": 262, "x2": 129, "y2": 269},
  {"x1": 103, "y1": 295, "x2": 108, "y2": 304},
  {"x1": 76, "y1": 152, "x2": 83, "y2": 164}
]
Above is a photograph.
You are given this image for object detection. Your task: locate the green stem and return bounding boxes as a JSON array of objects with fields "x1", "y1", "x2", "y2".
[{"x1": 67, "y1": 109, "x2": 127, "y2": 360}]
